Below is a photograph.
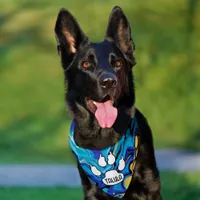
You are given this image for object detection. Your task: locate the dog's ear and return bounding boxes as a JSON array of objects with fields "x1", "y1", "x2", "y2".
[
  {"x1": 54, "y1": 8, "x2": 88, "y2": 68},
  {"x1": 105, "y1": 6, "x2": 135, "y2": 66}
]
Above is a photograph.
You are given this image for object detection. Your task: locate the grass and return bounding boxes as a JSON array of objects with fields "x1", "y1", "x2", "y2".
[
  {"x1": 0, "y1": 188, "x2": 83, "y2": 200},
  {"x1": 0, "y1": 172, "x2": 200, "y2": 200},
  {"x1": 0, "y1": 0, "x2": 200, "y2": 163}
]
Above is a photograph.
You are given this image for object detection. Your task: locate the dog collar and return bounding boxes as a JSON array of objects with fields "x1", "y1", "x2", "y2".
[{"x1": 69, "y1": 117, "x2": 139, "y2": 198}]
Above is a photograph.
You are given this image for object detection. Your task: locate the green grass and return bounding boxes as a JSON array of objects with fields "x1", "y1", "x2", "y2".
[
  {"x1": 0, "y1": 188, "x2": 83, "y2": 200},
  {"x1": 0, "y1": 0, "x2": 200, "y2": 163},
  {"x1": 0, "y1": 173, "x2": 200, "y2": 200}
]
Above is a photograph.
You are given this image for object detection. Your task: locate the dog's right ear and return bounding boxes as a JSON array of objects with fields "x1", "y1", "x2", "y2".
[
  {"x1": 54, "y1": 8, "x2": 88, "y2": 69},
  {"x1": 105, "y1": 6, "x2": 135, "y2": 66}
]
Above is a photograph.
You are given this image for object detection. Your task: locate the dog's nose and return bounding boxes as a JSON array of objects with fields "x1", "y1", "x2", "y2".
[{"x1": 100, "y1": 73, "x2": 117, "y2": 89}]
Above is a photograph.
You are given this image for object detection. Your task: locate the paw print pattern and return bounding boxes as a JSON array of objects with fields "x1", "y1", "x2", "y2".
[{"x1": 90, "y1": 152, "x2": 126, "y2": 186}]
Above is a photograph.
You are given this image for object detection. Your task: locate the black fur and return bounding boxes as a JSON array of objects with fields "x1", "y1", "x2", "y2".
[{"x1": 55, "y1": 6, "x2": 162, "y2": 200}]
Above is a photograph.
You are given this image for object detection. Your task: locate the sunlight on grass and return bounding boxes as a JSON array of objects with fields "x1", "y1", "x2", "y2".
[{"x1": 0, "y1": 173, "x2": 199, "y2": 200}]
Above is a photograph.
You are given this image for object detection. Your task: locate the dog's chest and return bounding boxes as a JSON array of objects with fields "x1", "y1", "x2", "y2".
[{"x1": 69, "y1": 117, "x2": 139, "y2": 198}]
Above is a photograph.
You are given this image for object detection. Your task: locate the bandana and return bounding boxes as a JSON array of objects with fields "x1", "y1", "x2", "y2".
[{"x1": 69, "y1": 117, "x2": 139, "y2": 198}]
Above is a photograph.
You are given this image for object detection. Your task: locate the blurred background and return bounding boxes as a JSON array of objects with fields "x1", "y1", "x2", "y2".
[{"x1": 0, "y1": 0, "x2": 200, "y2": 199}]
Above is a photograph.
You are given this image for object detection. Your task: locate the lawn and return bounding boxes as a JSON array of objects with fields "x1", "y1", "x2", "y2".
[
  {"x1": 0, "y1": 0, "x2": 200, "y2": 163},
  {"x1": 0, "y1": 172, "x2": 200, "y2": 200}
]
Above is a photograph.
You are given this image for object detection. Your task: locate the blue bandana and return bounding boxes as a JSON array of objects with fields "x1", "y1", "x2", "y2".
[{"x1": 69, "y1": 117, "x2": 139, "y2": 198}]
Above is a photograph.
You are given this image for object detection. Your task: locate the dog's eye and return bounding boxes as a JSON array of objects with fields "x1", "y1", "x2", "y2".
[
  {"x1": 82, "y1": 61, "x2": 90, "y2": 69},
  {"x1": 114, "y1": 60, "x2": 122, "y2": 68}
]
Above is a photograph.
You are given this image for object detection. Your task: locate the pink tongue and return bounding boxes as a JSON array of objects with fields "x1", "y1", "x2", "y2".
[{"x1": 94, "y1": 100, "x2": 118, "y2": 128}]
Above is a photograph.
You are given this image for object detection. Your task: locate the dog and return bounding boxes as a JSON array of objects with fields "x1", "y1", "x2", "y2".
[{"x1": 54, "y1": 6, "x2": 162, "y2": 200}]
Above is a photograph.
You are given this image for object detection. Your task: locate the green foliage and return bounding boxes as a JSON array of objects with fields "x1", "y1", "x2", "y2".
[{"x1": 0, "y1": 0, "x2": 199, "y2": 163}]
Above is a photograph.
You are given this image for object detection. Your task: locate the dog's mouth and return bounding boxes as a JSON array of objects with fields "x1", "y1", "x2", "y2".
[
  {"x1": 87, "y1": 95, "x2": 112, "y2": 113},
  {"x1": 86, "y1": 95, "x2": 118, "y2": 128}
]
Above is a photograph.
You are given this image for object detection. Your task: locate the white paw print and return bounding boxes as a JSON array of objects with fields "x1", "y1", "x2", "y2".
[{"x1": 90, "y1": 152, "x2": 125, "y2": 186}]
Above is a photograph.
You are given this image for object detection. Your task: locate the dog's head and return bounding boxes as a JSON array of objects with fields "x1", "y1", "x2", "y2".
[{"x1": 55, "y1": 6, "x2": 136, "y2": 129}]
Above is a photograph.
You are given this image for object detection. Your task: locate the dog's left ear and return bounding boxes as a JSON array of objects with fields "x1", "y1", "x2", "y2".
[
  {"x1": 105, "y1": 6, "x2": 135, "y2": 66},
  {"x1": 54, "y1": 8, "x2": 88, "y2": 69}
]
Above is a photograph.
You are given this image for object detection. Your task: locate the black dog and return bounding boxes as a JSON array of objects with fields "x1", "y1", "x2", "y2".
[{"x1": 55, "y1": 6, "x2": 162, "y2": 200}]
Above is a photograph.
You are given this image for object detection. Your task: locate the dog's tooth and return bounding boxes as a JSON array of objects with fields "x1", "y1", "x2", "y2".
[{"x1": 93, "y1": 101, "x2": 96, "y2": 105}]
